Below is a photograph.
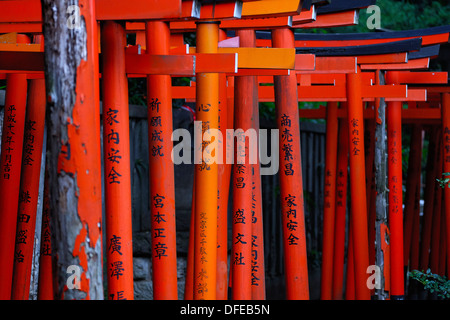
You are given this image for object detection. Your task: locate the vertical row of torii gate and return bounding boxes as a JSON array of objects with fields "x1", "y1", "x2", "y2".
[{"x1": 0, "y1": 0, "x2": 449, "y2": 300}]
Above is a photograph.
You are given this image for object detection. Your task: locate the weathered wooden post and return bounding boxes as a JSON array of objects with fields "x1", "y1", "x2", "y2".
[{"x1": 41, "y1": 0, "x2": 103, "y2": 299}]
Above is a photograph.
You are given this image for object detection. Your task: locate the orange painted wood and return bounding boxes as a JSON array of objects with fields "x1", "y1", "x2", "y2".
[
  {"x1": 346, "y1": 67, "x2": 370, "y2": 300},
  {"x1": 360, "y1": 58, "x2": 430, "y2": 71},
  {"x1": 96, "y1": 0, "x2": 182, "y2": 20},
  {"x1": 125, "y1": 52, "x2": 237, "y2": 75},
  {"x1": 441, "y1": 93, "x2": 450, "y2": 277},
  {"x1": 125, "y1": 53, "x2": 194, "y2": 75},
  {"x1": 37, "y1": 178, "x2": 54, "y2": 300},
  {"x1": 357, "y1": 52, "x2": 408, "y2": 64},
  {"x1": 298, "y1": 10, "x2": 358, "y2": 28},
  {"x1": 419, "y1": 127, "x2": 440, "y2": 273},
  {"x1": 332, "y1": 117, "x2": 349, "y2": 300},
  {"x1": 170, "y1": 16, "x2": 292, "y2": 31},
  {"x1": 320, "y1": 101, "x2": 339, "y2": 300},
  {"x1": 0, "y1": 43, "x2": 42, "y2": 52},
  {"x1": 216, "y1": 28, "x2": 231, "y2": 300},
  {"x1": 146, "y1": 21, "x2": 178, "y2": 300},
  {"x1": 241, "y1": 0, "x2": 301, "y2": 18},
  {"x1": 11, "y1": 78, "x2": 46, "y2": 300},
  {"x1": 272, "y1": 27, "x2": 309, "y2": 300},
  {"x1": 193, "y1": 21, "x2": 219, "y2": 300},
  {"x1": 0, "y1": 73, "x2": 28, "y2": 299},
  {"x1": 189, "y1": 47, "x2": 296, "y2": 70},
  {"x1": 291, "y1": 6, "x2": 316, "y2": 24},
  {"x1": 385, "y1": 71, "x2": 448, "y2": 84},
  {"x1": 231, "y1": 29, "x2": 256, "y2": 300},
  {"x1": 293, "y1": 33, "x2": 449, "y2": 48},
  {"x1": 294, "y1": 54, "x2": 316, "y2": 71},
  {"x1": 386, "y1": 73, "x2": 405, "y2": 299},
  {"x1": 298, "y1": 56, "x2": 357, "y2": 74},
  {"x1": 101, "y1": 21, "x2": 134, "y2": 300}
]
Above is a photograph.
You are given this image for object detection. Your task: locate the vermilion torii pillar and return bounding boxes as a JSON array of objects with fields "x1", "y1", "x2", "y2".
[
  {"x1": 0, "y1": 70, "x2": 28, "y2": 300},
  {"x1": 145, "y1": 20, "x2": 178, "y2": 300},
  {"x1": 194, "y1": 21, "x2": 220, "y2": 300},
  {"x1": 320, "y1": 101, "x2": 339, "y2": 300},
  {"x1": 442, "y1": 92, "x2": 450, "y2": 278},
  {"x1": 385, "y1": 71, "x2": 404, "y2": 299},
  {"x1": 11, "y1": 77, "x2": 46, "y2": 300},
  {"x1": 231, "y1": 29, "x2": 256, "y2": 300},
  {"x1": 101, "y1": 21, "x2": 134, "y2": 300},
  {"x1": 346, "y1": 66, "x2": 371, "y2": 300},
  {"x1": 272, "y1": 27, "x2": 309, "y2": 300}
]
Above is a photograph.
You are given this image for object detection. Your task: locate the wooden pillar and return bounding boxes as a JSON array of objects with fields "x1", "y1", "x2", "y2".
[
  {"x1": 386, "y1": 71, "x2": 404, "y2": 299},
  {"x1": 216, "y1": 28, "x2": 231, "y2": 300},
  {"x1": 146, "y1": 20, "x2": 178, "y2": 300},
  {"x1": 101, "y1": 21, "x2": 134, "y2": 300},
  {"x1": 250, "y1": 45, "x2": 265, "y2": 300},
  {"x1": 403, "y1": 124, "x2": 422, "y2": 270},
  {"x1": 332, "y1": 116, "x2": 349, "y2": 300},
  {"x1": 37, "y1": 176, "x2": 54, "y2": 300},
  {"x1": 194, "y1": 21, "x2": 220, "y2": 300},
  {"x1": 272, "y1": 27, "x2": 309, "y2": 300},
  {"x1": 346, "y1": 66, "x2": 370, "y2": 300},
  {"x1": 0, "y1": 72, "x2": 28, "y2": 299},
  {"x1": 321, "y1": 101, "x2": 339, "y2": 300},
  {"x1": 441, "y1": 93, "x2": 450, "y2": 277},
  {"x1": 231, "y1": 28, "x2": 257, "y2": 300},
  {"x1": 11, "y1": 78, "x2": 46, "y2": 300},
  {"x1": 41, "y1": 0, "x2": 103, "y2": 299},
  {"x1": 419, "y1": 127, "x2": 439, "y2": 272}
]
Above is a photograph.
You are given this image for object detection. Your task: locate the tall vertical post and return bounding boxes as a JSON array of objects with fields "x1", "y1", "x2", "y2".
[
  {"x1": 194, "y1": 21, "x2": 220, "y2": 300},
  {"x1": 346, "y1": 66, "x2": 370, "y2": 300},
  {"x1": 216, "y1": 28, "x2": 230, "y2": 300},
  {"x1": 250, "y1": 39, "x2": 265, "y2": 300},
  {"x1": 146, "y1": 20, "x2": 178, "y2": 300},
  {"x1": 272, "y1": 28, "x2": 309, "y2": 300},
  {"x1": 419, "y1": 127, "x2": 439, "y2": 272},
  {"x1": 374, "y1": 70, "x2": 388, "y2": 300},
  {"x1": 11, "y1": 78, "x2": 46, "y2": 300},
  {"x1": 403, "y1": 124, "x2": 422, "y2": 270},
  {"x1": 41, "y1": 0, "x2": 103, "y2": 299},
  {"x1": 332, "y1": 117, "x2": 349, "y2": 300},
  {"x1": 441, "y1": 93, "x2": 450, "y2": 277},
  {"x1": 386, "y1": 71, "x2": 404, "y2": 299},
  {"x1": 37, "y1": 176, "x2": 54, "y2": 300},
  {"x1": 321, "y1": 101, "x2": 339, "y2": 300},
  {"x1": 231, "y1": 29, "x2": 256, "y2": 300},
  {"x1": 0, "y1": 72, "x2": 28, "y2": 299},
  {"x1": 101, "y1": 21, "x2": 134, "y2": 300}
]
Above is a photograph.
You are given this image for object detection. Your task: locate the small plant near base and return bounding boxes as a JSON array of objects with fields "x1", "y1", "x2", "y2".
[
  {"x1": 436, "y1": 172, "x2": 450, "y2": 189},
  {"x1": 409, "y1": 269, "x2": 450, "y2": 299}
]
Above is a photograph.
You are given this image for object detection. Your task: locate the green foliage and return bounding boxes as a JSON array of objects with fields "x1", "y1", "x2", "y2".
[
  {"x1": 409, "y1": 269, "x2": 450, "y2": 299},
  {"x1": 436, "y1": 172, "x2": 450, "y2": 189}
]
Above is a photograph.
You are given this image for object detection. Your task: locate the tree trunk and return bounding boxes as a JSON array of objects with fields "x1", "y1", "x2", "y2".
[{"x1": 41, "y1": 0, "x2": 103, "y2": 300}]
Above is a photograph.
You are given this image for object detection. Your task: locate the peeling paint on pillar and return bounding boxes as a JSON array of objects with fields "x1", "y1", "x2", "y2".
[{"x1": 41, "y1": 0, "x2": 103, "y2": 300}]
